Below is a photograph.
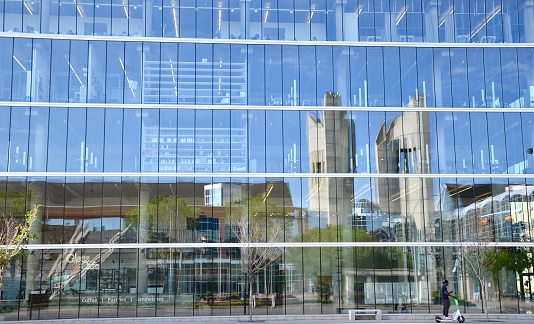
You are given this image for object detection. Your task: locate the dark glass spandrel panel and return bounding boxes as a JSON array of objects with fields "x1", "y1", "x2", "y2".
[
  {"x1": 0, "y1": 38, "x2": 14, "y2": 101},
  {"x1": 47, "y1": 108, "x2": 68, "y2": 172}
]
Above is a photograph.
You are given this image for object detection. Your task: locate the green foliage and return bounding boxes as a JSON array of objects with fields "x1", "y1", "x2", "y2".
[
  {"x1": 289, "y1": 226, "x2": 400, "y2": 278},
  {"x1": 486, "y1": 247, "x2": 532, "y2": 276},
  {"x1": 0, "y1": 305, "x2": 15, "y2": 313},
  {"x1": 0, "y1": 206, "x2": 39, "y2": 289},
  {"x1": 125, "y1": 195, "x2": 200, "y2": 233}
]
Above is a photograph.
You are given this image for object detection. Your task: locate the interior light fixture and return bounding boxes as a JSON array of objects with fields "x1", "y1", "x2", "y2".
[
  {"x1": 307, "y1": 4, "x2": 316, "y2": 24},
  {"x1": 395, "y1": 6, "x2": 408, "y2": 26},
  {"x1": 23, "y1": 1, "x2": 33, "y2": 15},
  {"x1": 76, "y1": 5, "x2": 84, "y2": 18},
  {"x1": 469, "y1": 6, "x2": 501, "y2": 39},
  {"x1": 13, "y1": 56, "x2": 27, "y2": 71}
]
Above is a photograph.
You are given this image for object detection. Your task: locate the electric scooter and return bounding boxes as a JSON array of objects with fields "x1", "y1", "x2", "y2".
[{"x1": 435, "y1": 295, "x2": 465, "y2": 323}]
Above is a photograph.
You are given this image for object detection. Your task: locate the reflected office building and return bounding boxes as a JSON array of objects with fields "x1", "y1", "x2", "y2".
[{"x1": 1, "y1": 0, "x2": 534, "y2": 320}]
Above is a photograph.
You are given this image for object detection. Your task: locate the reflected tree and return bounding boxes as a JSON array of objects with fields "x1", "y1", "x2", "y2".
[
  {"x1": 126, "y1": 195, "x2": 200, "y2": 294},
  {"x1": 0, "y1": 206, "x2": 39, "y2": 299},
  {"x1": 456, "y1": 215, "x2": 499, "y2": 321},
  {"x1": 226, "y1": 195, "x2": 287, "y2": 322}
]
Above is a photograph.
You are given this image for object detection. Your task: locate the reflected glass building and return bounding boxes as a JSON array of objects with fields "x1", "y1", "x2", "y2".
[{"x1": 1, "y1": 0, "x2": 534, "y2": 320}]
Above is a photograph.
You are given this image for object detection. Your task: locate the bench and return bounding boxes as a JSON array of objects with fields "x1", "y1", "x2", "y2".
[{"x1": 348, "y1": 309, "x2": 382, "y2": 320}]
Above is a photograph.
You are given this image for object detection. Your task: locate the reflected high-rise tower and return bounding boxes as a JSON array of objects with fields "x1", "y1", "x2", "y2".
[{"x1": 307, "y1": 92, "x2": 355, "y2": 226}]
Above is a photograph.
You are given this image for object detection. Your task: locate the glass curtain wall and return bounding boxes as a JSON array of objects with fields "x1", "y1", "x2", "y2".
[{"x1": 1, "y1": 0, "x2": 534, "y2": 321}]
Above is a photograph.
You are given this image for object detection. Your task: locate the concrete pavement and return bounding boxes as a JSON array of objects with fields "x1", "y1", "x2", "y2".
[{"x1": 2, "y1": 313, "x2": 534, "y2": 324}]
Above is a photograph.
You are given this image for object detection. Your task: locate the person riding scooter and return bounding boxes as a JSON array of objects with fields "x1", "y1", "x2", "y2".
[{"x1": 441, "y1": 279, "x2": 454, "y2": 320}]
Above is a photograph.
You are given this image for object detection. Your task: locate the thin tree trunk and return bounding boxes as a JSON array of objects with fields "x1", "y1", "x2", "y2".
[
  {"x1": 249, "y1": 275, "x2": 253, "y2": 322},
  {"x1": 0, "y1": 269, "x2": 4, "y2": 300}
]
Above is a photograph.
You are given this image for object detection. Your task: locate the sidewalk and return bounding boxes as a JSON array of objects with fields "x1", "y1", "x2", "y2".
[{"x1": 3, "y1": 313, "x2": 534, "y2": 324}]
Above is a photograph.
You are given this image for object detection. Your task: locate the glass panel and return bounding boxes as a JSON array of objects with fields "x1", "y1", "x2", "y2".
[
  {"x1": 69, "y1": 40, "x2": 89, "y2": 104},
  {"x1": 47, "y1": 108, "x2": 68, "y2": 172},
  {"x1": 0, "y1": 38, "x2": 14, "y2": 101},
  {"x1": 0, "y1": 106, "x2": 11, "y2": 172},
  {"x1": 50, "y1": 40, "x2": 70, "y2": 103}
]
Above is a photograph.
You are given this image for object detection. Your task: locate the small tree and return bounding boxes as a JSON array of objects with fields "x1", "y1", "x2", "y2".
[
  {"x1": 456, "y1": 214, "x2": 498, "y2": 321},
  {"x1": 227, "y1": 196, "x2": 287, "y2": 322},
  {"x1": 0, "y1": 206, "x2": 39, "y2": 299}
]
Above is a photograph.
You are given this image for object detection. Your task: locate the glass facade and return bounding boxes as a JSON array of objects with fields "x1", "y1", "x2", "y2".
[{"x1": 0, "y1": 0, "x2": 534, "y2": 320}]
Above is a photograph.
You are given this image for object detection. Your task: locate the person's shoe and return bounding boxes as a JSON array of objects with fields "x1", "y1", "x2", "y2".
[{"x1": 445, "y1": 317, "x2": 452, "y2": 320}]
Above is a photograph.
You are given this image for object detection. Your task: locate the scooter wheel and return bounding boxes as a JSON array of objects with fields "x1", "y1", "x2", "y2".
[
  {"x1": 457, "y1": 315, "x2": 465, "y2": 323},
  {"x1": 435, "y1": 316, "x2": 441, "y2": 323}
]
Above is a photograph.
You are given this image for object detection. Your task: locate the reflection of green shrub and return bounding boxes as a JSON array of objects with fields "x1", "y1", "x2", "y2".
[
  {"x1": 317, "y1": 283, "x2": 333, "y2": 303},
  {"x1": 0, "y1": 305, "x2": 15, "y2": 313}
]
